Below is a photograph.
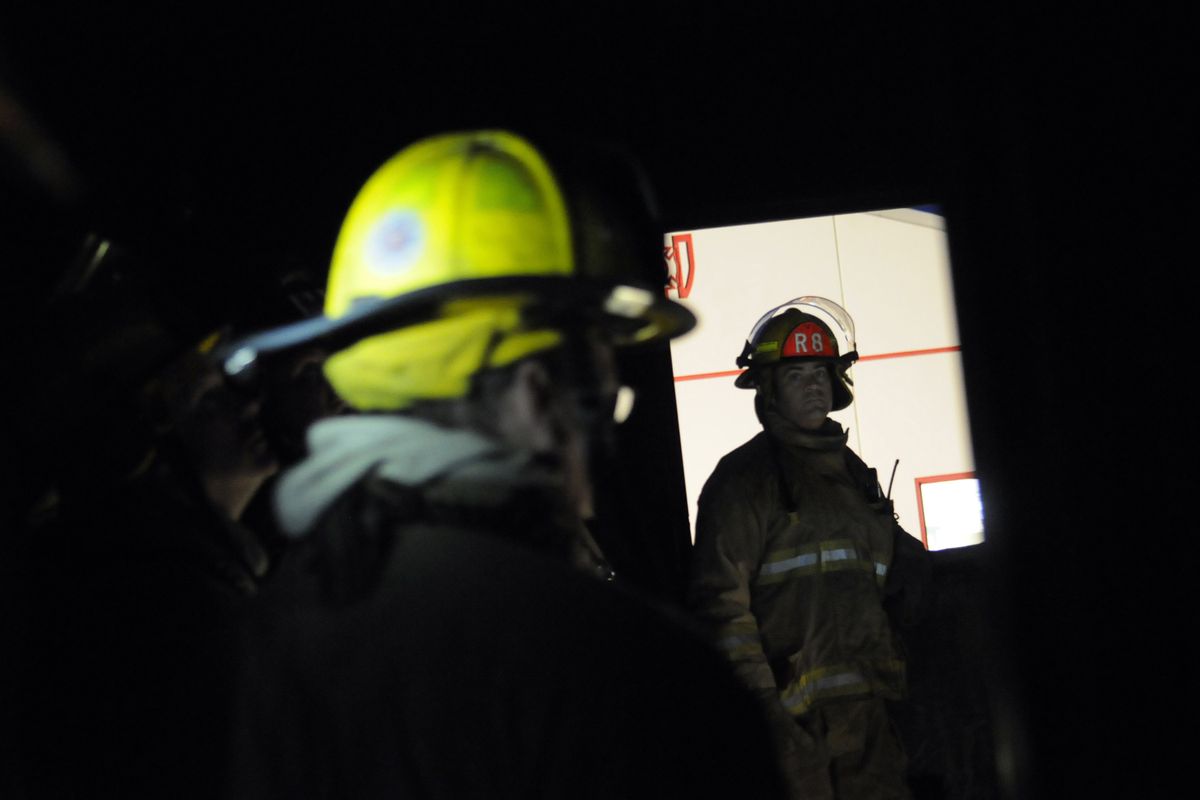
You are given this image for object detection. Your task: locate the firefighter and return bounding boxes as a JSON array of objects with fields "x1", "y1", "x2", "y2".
[
  {"x1": 12, "y1": 262, "x2": 281, "y2": 796},
  {"x1": 688, "y1": 297, "x2": 930, "y2": 800},
  {"x1": 226, "y1": 130, "x2": 787, "y2": 798}
]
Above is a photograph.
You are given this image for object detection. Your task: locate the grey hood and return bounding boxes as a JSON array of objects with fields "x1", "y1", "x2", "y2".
[{"x1": 272, "y1": 415, "x2": 508, "y2": 538}]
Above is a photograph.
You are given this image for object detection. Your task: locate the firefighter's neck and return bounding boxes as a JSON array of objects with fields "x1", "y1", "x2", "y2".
[
  {"x1": 763, "y1": 406, "x2": 842, "y2": 444},
  {"x1": 200, "y1": 473, "x2": 266, "y2": 522}
]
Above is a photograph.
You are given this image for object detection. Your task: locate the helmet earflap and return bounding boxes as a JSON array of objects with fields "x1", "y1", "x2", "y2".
[{"x1": 828, "y1": 361, "x2": 855, "y2": 412}]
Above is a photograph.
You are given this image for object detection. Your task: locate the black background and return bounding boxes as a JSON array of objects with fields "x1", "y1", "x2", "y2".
[{"x1": 2, "y1": 5, "x2": 1191, "y2": 797}]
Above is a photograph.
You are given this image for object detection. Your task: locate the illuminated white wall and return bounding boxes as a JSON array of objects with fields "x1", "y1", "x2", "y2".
[{"x1": 665, "y1": 208, "x2": 981, "y2": 550}]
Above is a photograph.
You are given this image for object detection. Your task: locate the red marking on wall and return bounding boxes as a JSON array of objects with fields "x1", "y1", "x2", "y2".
[
  {"x1": 673, "y1": 345, "x2": 962, "y2": 382},
  {"x1": 913, "y1": 471, "x2": 977, "y2": 549},
  {"x1": 674, "y1": 368, "x2": 746, "y2": 382},
  {"x1": 857, "y1": 345, "x2": 961, "y2": 362},
  {"x1": 664, "y1": 233, "x2": 696, "y2": 299}
]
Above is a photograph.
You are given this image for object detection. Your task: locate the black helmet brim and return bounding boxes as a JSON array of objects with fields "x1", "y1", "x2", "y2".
[{"x1": 218, "y1": 275, "x2": 695, "y2": 383}]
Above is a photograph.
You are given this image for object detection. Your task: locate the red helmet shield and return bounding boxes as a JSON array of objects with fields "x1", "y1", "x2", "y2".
[{"x1": 780, "y1": 320, "x2": 837, "y2": 358}]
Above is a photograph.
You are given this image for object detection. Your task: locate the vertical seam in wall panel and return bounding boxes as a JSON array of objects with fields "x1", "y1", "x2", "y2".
[
  {"x1": 832, "y1": 214, "x2": 848, "y2": 310},
  {"x1": 833, "y1": 214, "x2": 865, "y2": 458}
]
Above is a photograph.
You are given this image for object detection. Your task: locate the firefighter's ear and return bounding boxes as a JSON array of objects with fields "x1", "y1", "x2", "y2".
[
  {"x1": 753, "y1": 374, "x2": 775, "y2": 425},
  {"x1": 497, "y1": 359, "x2": 559, "y2": 454}
]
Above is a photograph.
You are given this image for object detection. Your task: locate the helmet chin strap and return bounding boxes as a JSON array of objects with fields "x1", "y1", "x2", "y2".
[
  {"x1": 735, "y1": 339, "x2": 756, "y2": 370},
  {"x1": 753, "y1": 370, "x2": 776, "y2": 426}
]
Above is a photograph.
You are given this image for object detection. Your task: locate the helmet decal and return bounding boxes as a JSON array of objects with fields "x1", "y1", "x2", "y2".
[
  {"x1": 781, "y1": 321, "x2": 836, "y2": 358},
  {"x1": 366, "y1": 210, "x2": 425, "y2": 275}
]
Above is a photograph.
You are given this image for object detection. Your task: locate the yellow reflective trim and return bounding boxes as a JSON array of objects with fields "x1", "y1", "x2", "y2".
[
  {"x1": 756, "y1": 539, "x2": 881, "y2": 585},
  {"x1": 195, "y1": 329, "x2": 223, "y2": 355},
  {"x1": 779, "y1": 659, "x2": 906, "y2": 717},
  {"x1": 714, "y1": 621, "x2": 764, "y2": 660},
  {"x1": 821, "y1": 557, "x2": 875, "y2": 575},
  {"x1": 722, "y1": 642, "x2": 765, "y2": 660}
]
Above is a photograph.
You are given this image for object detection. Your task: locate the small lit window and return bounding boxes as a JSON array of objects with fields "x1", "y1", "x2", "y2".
[{"x1": 915, "y1": 474, "x2": 984, "y2": 551}]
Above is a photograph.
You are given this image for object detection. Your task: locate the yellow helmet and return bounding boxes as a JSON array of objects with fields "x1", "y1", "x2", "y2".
[{"x1": 221, "y1": 130, "x2": 694, "y2": 410}]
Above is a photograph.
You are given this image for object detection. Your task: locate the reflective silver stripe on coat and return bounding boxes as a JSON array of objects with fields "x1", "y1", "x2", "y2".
[
  {"x1": 757, "y1": 540, "x2": 880, "y2": 585},
  {"x1": 759, "y1": 552, "x2": 819, "y2": 577},
  {"x1": 875, "y1": 562, "x2": 888, "y2": 578},
  {"x1": 815, "y1": 670, "x2": 866, "y2": 691},
  {"x1": 716, "y1": 633, "x2": 760, "y2": 652},
  {"x1": 821, "y1": 547, "x2": 856, "y2": 563}
]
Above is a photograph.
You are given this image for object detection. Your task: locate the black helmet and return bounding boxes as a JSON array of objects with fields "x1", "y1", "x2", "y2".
[{"x1": 734, "y1": 296, "x2": 859, "y2": 411}]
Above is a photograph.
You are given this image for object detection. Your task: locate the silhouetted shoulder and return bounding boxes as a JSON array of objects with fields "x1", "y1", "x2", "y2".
[{"x1": 700, "y1": 432, "x2": 776, "y2": 500}]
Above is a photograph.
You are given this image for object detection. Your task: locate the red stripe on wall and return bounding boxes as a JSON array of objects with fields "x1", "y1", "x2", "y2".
[
  {"x1": 857, "y1": 345, "x2": 962, "y2": 362},
  {"x1": 673, "y1": 345, "x2": 962, "y2": 382},
  {"x1": 674, "y1": 369, "x2": 745, "y2": 382}
]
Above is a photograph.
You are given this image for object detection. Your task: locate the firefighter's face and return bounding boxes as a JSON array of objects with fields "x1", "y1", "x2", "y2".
[
  {"x1": 259, "y1": 347, "x2": 347, "y2": 465},
  {"x1": 772, "y1": 361, "x2": 832, "y2": 430},
  {"x1": 493, "y1": 332, "x2": 619, "y2": 519},
  {"x1": 158, "y1": 351, "x2": 279, "y2": 484}
]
